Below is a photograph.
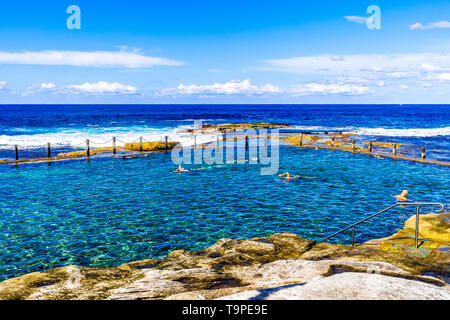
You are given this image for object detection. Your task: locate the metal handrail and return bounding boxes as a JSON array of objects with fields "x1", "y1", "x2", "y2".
[{"x1": 321, "y1": 202, "x2": 445, "y2": 249}]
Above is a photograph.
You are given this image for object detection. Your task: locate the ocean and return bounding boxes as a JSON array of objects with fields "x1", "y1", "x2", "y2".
[{"x1": 0, "y1": 104, "x2": 449, "y2": 160}]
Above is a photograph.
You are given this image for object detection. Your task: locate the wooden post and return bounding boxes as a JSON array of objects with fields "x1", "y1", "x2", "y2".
[
  {"x1": 139, "y1": 137, "x2": 143, "y2": 152},
  {"x1": 421, "y1": 147, "x2": 426, "y2": 159},
  {"x1": 86, "y1": 139, "x2": 90, "y2": 157},
  {"x1": 352, "y1": 139, "x2": 355, "y2": 152},
  {"x1": 216, "y1": 135, "x2": 220, "y2": 150},
  {"x1": 112, "y1": 137, "x2": 116, "y2": 155},
  {"x1": 47, "y1": 143, "x2": 51, "y2": 158},
  {"x1": 393, "y1": 143, "x2": 397, "y2": 156},
  {"x1": 14, "y1": 144, "x2": 18, "y2": 161},
  {"x1": 368, "y1": 141, "x2": 373, "y2": 153},
  {"x1": 165, "y1": 136, "x2": 168, "y2": 149},
  {"x1": 298, "y1": 133, "x2": 303, "y2": 147},
  {"x1": 264, "y1": 133, "x2": 267, "y2": 148},
  {"x1": 245, "y1": 136, "x2": 249, "y2": 149},
  {"x1": 331, "y1": 137, "x2": 335, "y2": 147},
  {"x1": 194, "y1": 135, "x2": 197, "y2": 149}
]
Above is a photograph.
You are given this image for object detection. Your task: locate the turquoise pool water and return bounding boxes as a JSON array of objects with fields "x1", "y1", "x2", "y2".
[{"x1": 0, "y1": 146, "x2": 448, "y2": 280}]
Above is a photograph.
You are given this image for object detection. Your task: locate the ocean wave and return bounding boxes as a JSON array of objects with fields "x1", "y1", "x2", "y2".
[
  {"x1": 352, "y1": 127, "x2": 450, "y2": 137},
  {"x1": 289, "y1": 126, "x2": 450, "y2": 137},
  {"x1": 0, "y1": 125, "x2": 216, "y2": 150},
  {"x1": 166, "y1": 118, "x2": 225, "y2": 122},
  {"x1": 0, "y1": 124, "x2": 448, "y2": 150}
]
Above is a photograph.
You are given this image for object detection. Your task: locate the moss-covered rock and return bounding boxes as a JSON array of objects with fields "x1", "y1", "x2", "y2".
[
  {"x1": 184, "y1": 122, "x2": 290, "y2": 134},
  {"x1": 360, "y1": 213, "x2": 449, "y2": 278},
  {"x1": 124, "y1": 141, "x2": 178, "y2": 151},
  {"x1": 57, "y1": 147, "x2": 126, "y2": 157},
  {"x1": 363, "y1": 213, "x2": 449, "y2": 250},
  {"x1": 280, "y1": 134, "x2": 321, "y2": 144},
  {"x1": 403, "y1": 213, "x2": 450, "y2": 243}
]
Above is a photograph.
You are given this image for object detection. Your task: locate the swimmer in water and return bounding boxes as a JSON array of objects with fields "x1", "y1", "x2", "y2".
[
  {"x1": 175, "y1": 164, "x2": 189, "y2": 173},
  {"x1": 279, "y1": 172, "x2": 316, "y2": 180},
  {"x1": 278, "y1": 172, "x2": 301, "y2": 180},
  {"x1": 391, "y1": 190, "x2": 408, "y2": 202},
  {"x1": 374, "y1": 153, "x2": 384, "y2": 159},
  {"x1": 279, "y1": 172, "x2": 295, "y2": 180}
]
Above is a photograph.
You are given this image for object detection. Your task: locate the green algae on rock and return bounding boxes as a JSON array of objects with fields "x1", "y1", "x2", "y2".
[
  {"x1": 363, "y1": 213, "x2": 449, "y2": 254},
  {"x1": 124, "y1": 141, "x2": 178, "y2": 151},
  {"x1": 183, "y1": 122, "x2": 291, "y2": 134},
  {"x1": 57, "y1": 147, "x2": 126, "y2": 157},
  {"x1": 403, "y1": 213, "x2": 450, "y2": 243}
]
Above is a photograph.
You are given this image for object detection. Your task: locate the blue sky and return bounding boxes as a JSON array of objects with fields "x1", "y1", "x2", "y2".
[{"x1": 0, "y1": 0, "x2": 449, "y2": 103}]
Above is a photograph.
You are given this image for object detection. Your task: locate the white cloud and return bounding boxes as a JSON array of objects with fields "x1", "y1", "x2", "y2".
[
  {"x1": 260, "y1": 53, "x2": 450, "y2": 84},
  {"x1": 344, "y1": 16, "x2": 368, "y2": 24},
  {"x1": 39, "y1": 83, "x2": 57, "y2": 89},
  {"x1": 22, "y1": 82, "x2": 64, "y2": 96},
  {"x1": 410, "y1": 21, "x2": 450, "y2": 30},
  {"x1": 157, "y1": 79, "x2": 281, "y2": 96},
  {"x1": 398, "y1": 84, "x2": 409, "y2": 89},
  {"x1": 0, "y1": 81, "x2": 7, "y2": 90},
  {"x1": 425, "y1": 72, "x2": 450, "y2": 82},
  {"x1": 337, "y1": 76, "x2": 385, "y2": 87},
  {"x1": 291, "y1": 82, "x2": 369, "y2": 96},
  {"x1": 0, "y1": 50, "x2": 183, "y2": 68},
  {"x1": 420, "y1": 62, "x2": 441, "y2": 71},
  {"x1": 384, "y1": 72, "x2": 413, "y2": 78},
  {"x1": 22, "y1": 81, "x2": 138, "y2": 96},
  {"x1": 436, "y1": 73, "x2": 450, "y2": 81},
  {"x1": 68, "y1": 81, "x2": 138, "y2": 94}
]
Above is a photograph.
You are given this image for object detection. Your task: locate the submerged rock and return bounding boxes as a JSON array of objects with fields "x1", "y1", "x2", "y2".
[
  {"x1": 0, "y1": 214, "x2": 448, "y2": 300},
  {"x1": 0, "y1": 233, "x2": 314, "y2": 300}
]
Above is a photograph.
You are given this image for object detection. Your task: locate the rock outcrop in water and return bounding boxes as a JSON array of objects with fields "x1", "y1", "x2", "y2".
[
  {"x1": 124, "y1": 141, "x2": 178, "y2": 151},
  {"x1": 183, "y1": 122, "x2": 290, "y2": 134},
  {"x1": 363, "y1": 212, "x2": 449, "y2": 262},
  {"x1": 57, "y1": 147, "x2": 126, "y2": 157},
  {"x1": 0, "y1": 213, "x2": 448, "y2": 300},
  {"x1": 56, "y1": 142, "x2": 178, "y2": 157}
]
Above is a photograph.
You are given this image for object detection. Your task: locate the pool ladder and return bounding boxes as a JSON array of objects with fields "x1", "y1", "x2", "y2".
[{"x1": 321, "y1": 202, "x2": 445, "y2": 250}]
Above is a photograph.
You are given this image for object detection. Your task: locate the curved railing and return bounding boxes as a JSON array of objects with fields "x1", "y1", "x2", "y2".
[{"x1": 321, "y1": 202, "x2": 445, "y2": 249}]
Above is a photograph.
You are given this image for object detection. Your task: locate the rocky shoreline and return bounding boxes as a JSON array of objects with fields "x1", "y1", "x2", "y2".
[{"x1": 0, "y1": 212, "x2": 448, "y2": 300}]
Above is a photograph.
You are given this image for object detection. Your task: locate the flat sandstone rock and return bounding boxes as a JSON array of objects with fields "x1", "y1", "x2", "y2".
[{"x1": 217, "y1": 272, "x2": 450, "y2": 300}]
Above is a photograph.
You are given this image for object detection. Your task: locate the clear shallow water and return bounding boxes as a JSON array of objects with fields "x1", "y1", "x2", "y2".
[
  {"x1": 0, "y1": 104, "x2": 449, "y2": 160},
  {"x1": 0, "y1": 146, "x2": 448, "y2": 281}
]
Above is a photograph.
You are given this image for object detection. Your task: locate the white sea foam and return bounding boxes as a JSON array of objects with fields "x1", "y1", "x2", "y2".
[
  {"x1": 289, "y1": 126, "x2": 450, "y2": 137},
  {"x1": 167, "y1": 118, "x2": 225, "y2": 122},
  {"x1": 0, "y1": 124, "x2": 217, "y2": 150},
  {"x1": 0, "y1": 124, "x2": 448, "y2": 150},
  {"x1": 352, "y1": 127, "x2": 450, "y2": 137}
]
